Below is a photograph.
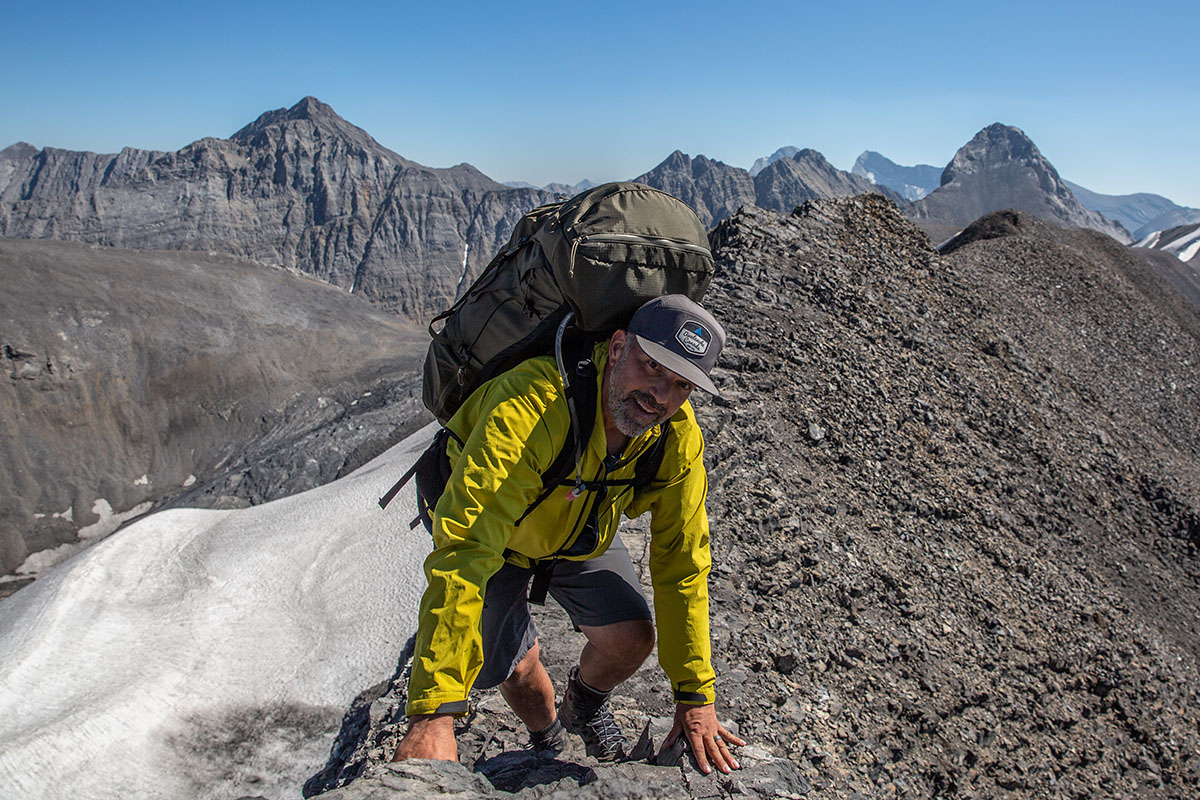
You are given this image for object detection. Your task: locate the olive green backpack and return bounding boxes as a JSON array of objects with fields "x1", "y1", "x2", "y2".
[{"x1": 421, "y1": 181, "x2": 715, "y2": 424}]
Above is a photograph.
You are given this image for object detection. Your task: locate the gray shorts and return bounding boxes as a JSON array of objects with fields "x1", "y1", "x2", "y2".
[{"x1": 475, "y1": 534, "x2": 652, "y2": 690}]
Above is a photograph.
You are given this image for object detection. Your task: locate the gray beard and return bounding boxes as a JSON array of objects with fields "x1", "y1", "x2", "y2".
[
  {"x1": 609, "y1": 394, "x2": 656, "y2": 438},
  {"x1": 605, "y1": 350, "x2": 665, "y2": 438}
]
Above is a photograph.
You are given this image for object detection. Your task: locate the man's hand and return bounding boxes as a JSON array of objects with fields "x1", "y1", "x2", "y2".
[
  {"x1": 391, "y1": 714, "x2": 458, "y2": 762},
  {"x1": 664, "y1": 702, "x2": 745, "y2": 774}
]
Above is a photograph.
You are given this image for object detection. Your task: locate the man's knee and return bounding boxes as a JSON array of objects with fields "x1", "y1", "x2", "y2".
[
  {"x1": 586, "y1": 618, "x2": 655, "y2": 660},
  {"x1": 502, "y1": 640, "x2": 542, "y2": 686}
]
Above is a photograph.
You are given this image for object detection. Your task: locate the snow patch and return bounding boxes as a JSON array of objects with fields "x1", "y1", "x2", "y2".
[
  {"x1": 78, "y1": 498, "x2": 152, "y2": 540},
  {"x1": 0, "y1": 424, "x2": 436, "y2": 800},
  {"x1": 1178, "y1": 238, "x2": 1200, "y2": 263},
  {"x1": 1134, "y1": 231, "x2": 1161, "y2": 248},
  {"x1": 183, "y1": 474, "x2": 197, "y2": 487},
  {"x1": 15, "y1": 541, "x2": 86, "y2": 576},
  {"x1": 1164, "y1": 226, "x2": 1200, "y2": 260},
  {"x1": 133, "y1": 474, "x2": 149, "y2": 486}
]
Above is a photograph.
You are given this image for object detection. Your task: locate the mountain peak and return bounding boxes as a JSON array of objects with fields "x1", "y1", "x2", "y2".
[
  {"x1": 910, "y1": 123, "x2": 1130, "y2": 243},
  {"x1": 792, "y1": 148, "x2": 832, "y2": 168},
  {"x1": 1, "y1": 142, "x2": 39, "y2": 161},
  {"x1": 230, "y1": 97, "x2": 378, "y2": 148},
  {"x1": 942, "y1": 123, "x2": 1036, "y2": 186}
]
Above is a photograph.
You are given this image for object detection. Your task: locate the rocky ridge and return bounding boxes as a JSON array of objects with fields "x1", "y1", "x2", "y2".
[
  {"x1": 633, "y1": 151, "x2": 758, "y2": 228},
  {"x1": 908, "y1": 124, "x2": 1131, "y2": 244},
  {"x1": 303, "y1": 195, "x2": 1199, "y2": 799}
]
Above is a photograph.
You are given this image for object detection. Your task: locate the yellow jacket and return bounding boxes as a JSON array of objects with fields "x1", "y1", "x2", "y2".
[{"x1": 405, "y1": 342, "x2": 715, "y2": 716}]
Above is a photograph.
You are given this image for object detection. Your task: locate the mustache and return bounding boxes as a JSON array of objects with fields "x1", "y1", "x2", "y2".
[{"x1": 628, "y1": 391, "x2": 666, "y2": 415}]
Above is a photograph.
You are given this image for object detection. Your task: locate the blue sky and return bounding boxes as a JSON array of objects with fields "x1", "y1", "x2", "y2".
[{"x1": 3, "y1": 0, "x2": 1197, "y2": 206}]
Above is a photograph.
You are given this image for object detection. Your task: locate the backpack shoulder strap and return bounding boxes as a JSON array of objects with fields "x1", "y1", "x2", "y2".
[
  {"x1": 632, "y1": 421, "x2": 671, "y2": 492},
  {"x1": 515, "y1": 319, "x2": 598, "y2": 524}
]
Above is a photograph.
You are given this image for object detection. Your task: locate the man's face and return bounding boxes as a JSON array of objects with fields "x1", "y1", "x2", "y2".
[{"x1": 604, "y1": 330, "x2": 695, "y2": 438}]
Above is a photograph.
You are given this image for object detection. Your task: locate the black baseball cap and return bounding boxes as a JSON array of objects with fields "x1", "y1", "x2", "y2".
[{"x1": 626, "y1": 295, "x2": 725, "y2": 395}]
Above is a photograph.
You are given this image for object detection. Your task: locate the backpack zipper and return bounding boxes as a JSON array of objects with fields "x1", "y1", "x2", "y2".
[{"x1": 572, "y1": 232, "x2": 712, "y2": 258}]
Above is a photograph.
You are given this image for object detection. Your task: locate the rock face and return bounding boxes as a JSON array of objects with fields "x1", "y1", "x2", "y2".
[
  {"x1": 695, "y1": 197, "x2": 1198, "y2": 797},
  {"x1": 0, "y1": 239, "x2": 429, "y2": 583},
  {"x1": 0, "y1": 98, "x2": 555, "y2": 323},
  {"x1": 306, "y1": 196, "x2": 1198, "y2": 800},
  {"x1": 851, "y1": 151, "x2": 941, "y2": 200},
  {"x1": 907, "y1": 124, "x2": 1132, "y2": 243}
]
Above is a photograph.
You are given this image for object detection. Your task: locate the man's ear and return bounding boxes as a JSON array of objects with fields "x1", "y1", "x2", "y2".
[{"x1": 609, "y1": 329, "x2": 628, "y2": 360}]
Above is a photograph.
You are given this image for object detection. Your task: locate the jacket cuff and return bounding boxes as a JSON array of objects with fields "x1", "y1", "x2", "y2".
[
  {"x1": 673, "y1": 686, "x2": 715, "y2": 705},
  {"x1": 406, "y1": 697, "x2": 471, "y2": 717}
]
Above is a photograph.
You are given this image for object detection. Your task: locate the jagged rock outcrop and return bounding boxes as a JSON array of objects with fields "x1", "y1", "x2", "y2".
[
  {"x1": 0, "y1": 98, "x2": 554, "y2": 322},
  {"x1": 634, "y1": 151, "x2": 757, "y2": 228},
  {"x1": 754, "y1": 149, "x2": 898, "y2": 213},
  {"x1": 907, "y1": 123, "x2": 1132, "y2": 244},
  {"x1": 851, "y1": 151, "x2": 941, "y2": 200},
  {"x1": 0, "y1": 239, "x2": 428, "y2": 585}
]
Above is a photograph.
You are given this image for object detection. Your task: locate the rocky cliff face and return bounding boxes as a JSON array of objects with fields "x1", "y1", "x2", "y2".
[
  {"x1": 908, "y1": 124, "x2": 1131, "y2": 243},
  {"x1": 0, "y1": 239, "x2": 429, "y2": 586},
  {"x1": 0, "y1": 98, "x2": 555, "y2": 323},
  {"x1": 304, "y1": 196, "x2": 1198, "y2": 799}
]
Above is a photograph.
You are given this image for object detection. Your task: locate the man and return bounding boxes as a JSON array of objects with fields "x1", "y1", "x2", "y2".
[{"x1": 393, "y1": 295, "x2": 744, "y2": 775}]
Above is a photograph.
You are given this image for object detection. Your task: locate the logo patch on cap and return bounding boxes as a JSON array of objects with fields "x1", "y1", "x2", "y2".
[{"x1": 675, "y1": 321, "x2": 711, "y2": 356}]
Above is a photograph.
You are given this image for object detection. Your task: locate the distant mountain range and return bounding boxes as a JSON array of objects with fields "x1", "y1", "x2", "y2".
[
  {"x1": 0, "y1": 98, "x2": 558, "y2": 322},
  {"x1": 3, "y1": 96, "x2": 1197, "y2": 325},
  {"x1": 1065, "y1": 182, "x2": 1200, "y2": 241},
  {"x1": 504, "y1": 178, "x2": 596, "y2": 196},
  {"x1": 631, "y1": 148, "x2": 898, "y2": 228}
]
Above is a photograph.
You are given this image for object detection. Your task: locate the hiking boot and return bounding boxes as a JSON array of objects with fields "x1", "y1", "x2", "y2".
[
  {"x1": 528, "y1": 718, "x2": 566, "y2": 760},
  {"x1": 558, "y1": 666, "x2": 626, "y2": 761}
]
